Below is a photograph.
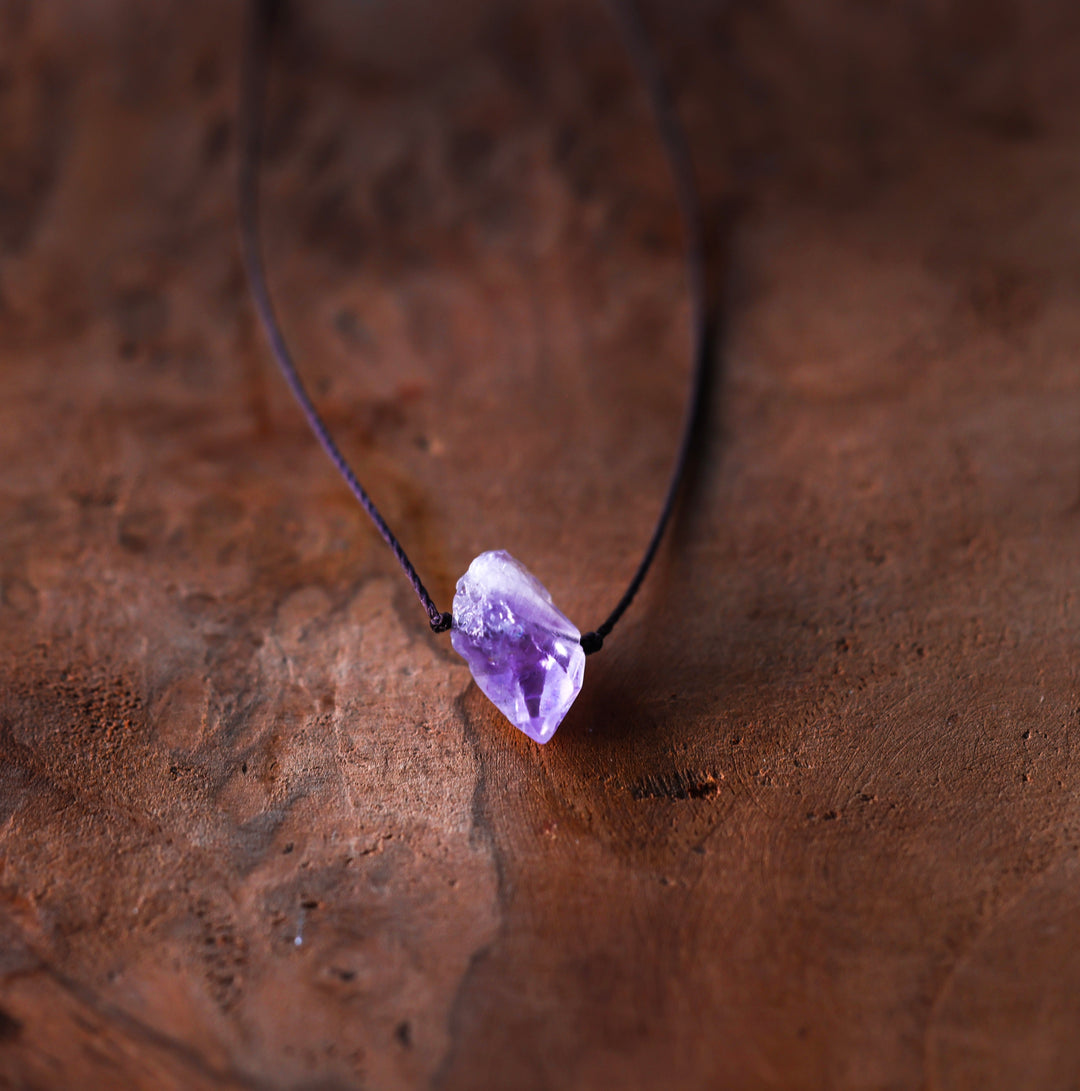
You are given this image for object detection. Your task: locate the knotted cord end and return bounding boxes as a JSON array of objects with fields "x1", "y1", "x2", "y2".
[
  {"x1": 580, "y1": 631, "x2": 604, "y2": 655},
  {"x1": 430, "y1": 611, "x2": 454, "y2": 634}
]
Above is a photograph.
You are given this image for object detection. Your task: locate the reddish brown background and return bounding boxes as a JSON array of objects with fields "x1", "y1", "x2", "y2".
[{"x1": 2, "y1": 0, "x2": 1080, "y2": 1088}]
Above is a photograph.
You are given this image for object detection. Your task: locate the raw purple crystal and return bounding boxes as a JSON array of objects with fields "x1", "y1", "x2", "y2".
[{"x1": 451, "y1": 550, "x2": 585, "y2": 743}]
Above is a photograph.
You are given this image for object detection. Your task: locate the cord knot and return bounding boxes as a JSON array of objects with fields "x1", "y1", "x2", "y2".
[
  {"x1": 430, "y1": 611, "x2": 454, "y2": 634},
  {"x1": 580, "y1": 631, "x2": 604, "y2": 655}
]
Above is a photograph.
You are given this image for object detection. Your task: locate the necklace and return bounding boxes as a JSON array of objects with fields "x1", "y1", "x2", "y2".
[{"x1": 238, "y1": 0, "x2": 709, "y2": 744}]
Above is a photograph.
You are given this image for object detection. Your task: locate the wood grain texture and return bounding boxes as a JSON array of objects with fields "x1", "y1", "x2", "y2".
[{"x1": 2, "y1": 0, "x2": 1079, "y2": 1087}]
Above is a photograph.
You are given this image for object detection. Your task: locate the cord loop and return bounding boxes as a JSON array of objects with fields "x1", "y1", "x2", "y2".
[{"x1": 241, "y1": 0, "x2": 707, "y2": 656}]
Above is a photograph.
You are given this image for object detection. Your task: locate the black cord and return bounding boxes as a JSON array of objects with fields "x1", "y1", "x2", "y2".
[
  {"x1": 579, "y1": 0, "x2": 709, "y2": 655},
  {"x1": 238, "y1": 0, "x2": 452, "y2": 633},
  {"x1": 238, "y1": 0, "x2": 708, "y2": 652}
]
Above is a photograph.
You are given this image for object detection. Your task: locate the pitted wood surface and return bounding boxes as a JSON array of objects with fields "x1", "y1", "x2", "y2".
[{"x1": 2, "y1": 1, "x2": 1079, "y2": 1088}]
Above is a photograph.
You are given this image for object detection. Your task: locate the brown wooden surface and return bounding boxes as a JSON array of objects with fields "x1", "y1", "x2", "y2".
[{"x1": 2, "y1": 1, "x2": 1080, "y2": 1088}]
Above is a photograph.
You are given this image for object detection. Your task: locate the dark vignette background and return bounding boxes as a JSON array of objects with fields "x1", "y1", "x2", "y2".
[{"x1": 1, "y1": 0, "x2": 1079, "y2": 1088}]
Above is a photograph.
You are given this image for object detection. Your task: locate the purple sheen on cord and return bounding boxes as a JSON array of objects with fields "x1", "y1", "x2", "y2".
[{"x1": 451, "y1": 550, "x2": 585, "y2": 744}]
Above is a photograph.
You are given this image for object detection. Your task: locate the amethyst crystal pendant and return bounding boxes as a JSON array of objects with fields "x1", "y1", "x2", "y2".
[{"x1": 451, "y1": 551, "x2": 585, "y2": 743}]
